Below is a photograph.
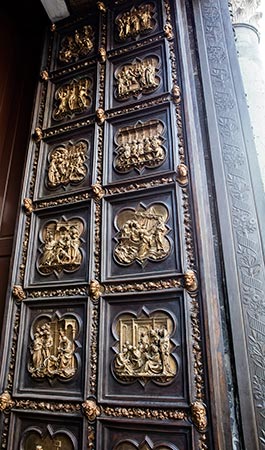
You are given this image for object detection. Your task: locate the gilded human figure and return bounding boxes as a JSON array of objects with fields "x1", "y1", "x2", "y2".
[
  {"x1": 47, "y1": 140, "x2": 88, "y2": 188},
  {"x1": 115, "y1": 3, "x2": 155, "y2": 41},
  {"x1": 28, "y1": 318, "x2": 77, "y2": 380},
  {"x1": 114, "y1": 119, "x2": 166, "y2": 174},
  {"x1": 38, "y1": 219, "x2": 83, "y2": 274},
  {"x1": 59, "y1": 25, "x2": 94, "y2": 63},
  {"x1": 113, "y1": 313, "x2": 177, "y2": 382},
  {"x1": 114, "y1": 204, "x2": 170, "y2": 265},
  {"x1": 115, "y1": 57, "x2": 160, "y2": 100},
  {"x1": 53, "y1": 78, "x2": 91, "y2": 121}
]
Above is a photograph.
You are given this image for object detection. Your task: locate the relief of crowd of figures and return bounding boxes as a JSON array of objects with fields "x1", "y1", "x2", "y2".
[
  {"x1": 113, "y1": 313, "x2": 176, "y2": 382},
  {"x1": 38, "y1": 219, "x2": 83, "y2": 274},
  {"x1": 28, "y1": 318, "x2": 77, "y2": 379},
  {"x1": 116, "y1": 57, "x2": 160, "y2": 100},
  {"x1": 114, "y1": 203, "x2": 170, "y2": 265},
  {"x1": 114, "y1": 119, "x2": 166, "y2": 173},
  {"x1": 115, "y1": 3, "x2": 155, "y2": 40},
  {"x1": 47, "y1": 141, "x2": 88, "y2": 188}
]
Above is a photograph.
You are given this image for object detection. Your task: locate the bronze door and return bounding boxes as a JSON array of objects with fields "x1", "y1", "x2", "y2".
[{"x1": 0, "y1": 1, "x2": 228, "y2": 449}]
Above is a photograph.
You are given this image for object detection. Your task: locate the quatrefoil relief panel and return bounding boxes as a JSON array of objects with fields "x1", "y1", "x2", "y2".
[
  {"x1": 21, "y1": 425, "x2": 77, "y2": 450},
  {"x1": 113, "y1": 437, "x2": 179, "y2": 450},
  {"x1": 112, "y1": 307, "x2": 178, "y2": 386},
  {"x1": 113, "y1": 202, "x2": 171, "y2": 267},
  {"x1": 37, "y1": 217, "x2": 85, "y2": 277}
]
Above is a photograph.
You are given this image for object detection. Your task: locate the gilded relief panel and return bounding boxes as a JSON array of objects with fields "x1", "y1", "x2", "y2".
[
  {"x1": 50, "y1": 14, "x2": 99, "y2": 71},
  {"x1": 107, "y1": 0, "x2": 163, "y2": 50},
  {"x1": 102, "y1": 187, "x2": 181, "y2": 282},
  {"x1": 46, "y1": 68, "x2": 97, "y2": 128},
  {"x1": 98, "y1": 292, "x2": 188, "y2": 406},
  {"x1": 97, "y1": 420, "x2": 192, "y2": 450},
  {"x1": 25, "y1": 204, "x2": 91, "y2": 288},
  {"x1": 13, "y1": 299, "x2": 88, "y2": 400},
  {"x1": 106, "y1": 41, "x2": 170, "y2": 110},
  {"x1": 8, "y1": 412, "x2": 83, "y2": 450},
  {"x1": 35, "y1": 127, "x2": 95, "y2": 201},
  {"x1": 103, "y1": 103, "x2": 176, "y2": 184}
]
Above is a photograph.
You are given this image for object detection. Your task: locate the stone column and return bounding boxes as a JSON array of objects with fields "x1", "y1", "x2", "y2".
[{"x1": 232, "y1": 0, "x2": 265, "y2": 187}]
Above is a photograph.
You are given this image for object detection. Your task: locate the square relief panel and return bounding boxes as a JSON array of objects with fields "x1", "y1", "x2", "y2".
[
  {"x1": 103, "y1": 103, "x2": 177, "y2": 185},
  {"x1": 13, "y1": 298, "x2": 89, "y2": 401},
  {"x1": 97, "y1": 419, "x2": 193, "y2": 450},
  {"x1": 25, "y1": 203, "x2": 91, "y2": 288},
  {"x1": 98, "y1": 291, "x2": 189, "y2": 406},
  {"x1": 50, "y1": 15, "x2": 99, "y2": 72},
  {"x1": 34, "y1": 126, "x2": 96, "y2": 201},
  {"x1": 106, "y1": 40, "x2": 171, "y2": 110},
  {"x1": 8, "y1": 411, "x2": 84, "y2": 450},
  {"x1": 102, "y1": 186, "x2": 182, "y2": 282},
  {"x1": 107, "y1": 0, "x2": 164, "y2": 51},
  {"x1": 44, "y1": 66, "x2": 97, "y2": 129}
]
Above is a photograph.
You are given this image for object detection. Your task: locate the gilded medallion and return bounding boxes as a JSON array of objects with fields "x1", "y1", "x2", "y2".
[
  {"x1": 115, "y1": 3, "x2": 155, "y2": 41},
  {"x1": 59, "y1": 25, "x2": 94, "y2": 63},
  {"x1": 53, "y1": 78, "x2": 92, "y2": 121}
]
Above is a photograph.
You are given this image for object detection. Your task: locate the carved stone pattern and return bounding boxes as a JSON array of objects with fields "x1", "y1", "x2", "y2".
[
  {"x1": 113, "y1": 312, "x2": 177, "y2": 383},
  {"x1": 106, "y1": 177, "x2": 174, "y2": 195},
  {"x1": 115, "y1": 57, "x2": 160, "y2": 100},
  {"x1": 47, "y1": 140, "x2": 88, "y2": 188},
  {"x1": 202, "y1": 0, "x2": 265, "y2": 440},
  {"x1": 14, "y1": 399, "x2": 81, "y2": 413},
  {"x1": 7, "y1": 310, "x2": 20, "y2": 390},
  {"x1": 115, "y1": 3, "x2": 155, "y2": 41},
  {"x1": 114, "y1": 119, "x2": 166, "y2": 174},
  {"x1": 28, "y1": 287, "x2": 88, "y2": 298},
  {"x1": 90, "y1": 304, "x2": 99, "y2": 395},
  {"x1": 44, "y1": 117, "x2": 95, "y2": 139},
  {"x1": 53, "y1": 78, "x2": 92, "y2": 121},
  {"x1": 114, "y1": 203, "x2": 171, "y2": 266},
  {"x1": 103, "y1": 406, "x2": 186, "y2": 420},
  {"x1": 38, "y1": 219, "x2": 83, "y2": 275},
  {"x1": 28, "y1": 317, "x2": 78, "y2": 380},
  {"x1": 104, "y1": 278, "x2": 181, "y2": 294},
  {"x1": 59, "y1": 25, "x2": 94, "y2": 63},
  {"x1": 36, "y1": 193, "x2": 90, "y2": 209}
]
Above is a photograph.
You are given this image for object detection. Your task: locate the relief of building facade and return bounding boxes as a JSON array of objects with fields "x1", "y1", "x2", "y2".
[
  {"x1": 114, "y1": 119, "x2": 166, "y2": 173},
  {"x1": 28, "y1": 317, "x2": 77, "y2": 379},
  {"x1": 59, "y1": 25, "x2": 94, "y2": 63},
  {"x1": 113, "y1": 312, "x2": 176, "y2": 383},
  {"x1": 115, "y1": 57, "x2": 160, "y2": 100},
  {"x1": 38, "y1": 219, "x2": 83, "y2": 274},
  {"x1": 53, "y1": 78, "x2": 92, "y2": 121},
  {"x1": 115, "y1": 3, "x2": 155, "y2": 41},
  {"x1": 47, "y1": 140, "x2": 88, "y2": 188},
  {"x1": 114, "y1": 203, "x2": 170, "y2": 265}
]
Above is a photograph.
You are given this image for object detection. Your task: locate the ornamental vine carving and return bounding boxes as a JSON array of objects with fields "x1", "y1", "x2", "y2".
[
  {"x1": 53, "y1": 78, "x2": 92, "y2": 121},
  {"x1": 59, "y1": 25, "x2": 94, "y2": 63},
  {"x1": 38, "y1": 218, "x2": 84, "y2": 275},
  {"x1": 115, "y1": 56, "x2": 160, "y2": 100},
  {"x1": 114, "y1": 119, "x2": 166, "y2": 174},
  {"x1": 114, "y1": 203, "x2": 171, "y2": 266},
  {"x1": 115, "y1": 3, "x2": 155, "y2": 41},
  {"x1": 113, "y1": 309, "x2": 177, "y2": 384},
  {"x1": 47, "y1": 140, "x2": 88, "y2": 188}
]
